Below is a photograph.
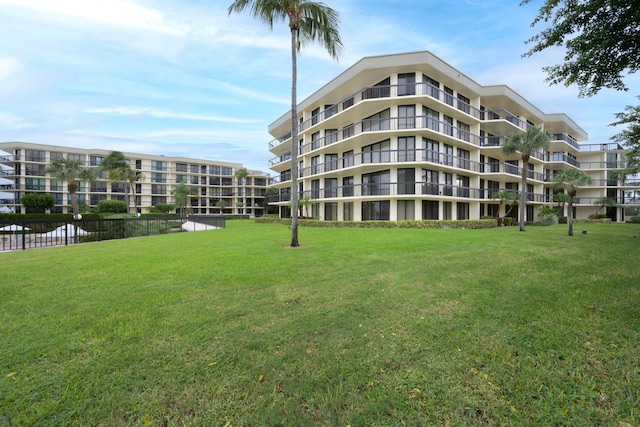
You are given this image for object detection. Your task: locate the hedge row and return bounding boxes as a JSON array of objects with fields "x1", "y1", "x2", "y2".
[
  {"x1": 573, "y1": 218, "x2": 612, "y2": 224},
  {"x1": 625, "y1": 216, "x2": 640, "y2": 223},
  {"x1": 254, "y1": 217, "x2": 497, "y2": 229}
]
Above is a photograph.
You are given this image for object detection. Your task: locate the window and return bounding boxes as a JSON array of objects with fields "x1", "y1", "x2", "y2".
[
  {"x1": 25, "y1": 178, "x2": 46, "y2": 190},
  {"x1": 222, "y1": 177, "x2": 232, "y2": 186},
  {"x1": 362, "y1": 201, "x2": 390, "y2": 220},
  {"x1": 342, "y1": 123, "x2": 355, "y2": 139},
  {"x1": 311, "y1": 179, "x2": 320, "y2": 198},
  {"x1": 343, "y1": 202, "x2": 354, "y2": 220},
  {"x1": 152, "y1": 160, "x2": 167, "y2": 171},
  {"x1": 443, "y1": 173, "x2": 453, "y2": 196},
  {"x1": 398, "y1": 168, "x2": 415, "y2": 195},
  {"x1": 50, "y1": 179, "x2": 63, "y2": 191},
  {"x1": 363, "y1": 109, "x2": 390, "y2": 132},
  {"x1": 68, "y1": 153, "x2": 83, "y2": 163},
  {"x1": 444, "y1": 86, "x2": 454, "y2": 106},
  {"x1": 423, "y1": 75, "x2": 440, "y2": 98},
  {"x1": 325, "y1": 129, "x2": 338, "y2": 145},
  {"x1": 90, "y1": 194, "x2": 107, "y2": 205},
  {"x1": 311, "y1": 132, "x2": 321, "y2": 150},
  {"x1": 190, "y1": 176, "x2": 198, "y2": 185},
  {"x1": 422, "y1": 200, "x2": 439, "y2": 220},
  {"x1": 152, "y1": 196, "x2": 167, "y2": 205},
  {"x1": 50, "y1": 152, "x2": 64, "y2": 161},
  {"x1": 457, "y1": 121, "x2": 470, "y2": 142},
  {"x1": 457, "y1": 93, "x2": 471, "y2": 114},
  {"x1": 398, "y1": 73, "x2": 415, "y2": 96},
  {"x1": 362, "y1": 170, "x2": 390, "y2": 196},
  {"x1": 324, "y1": 203, "x2": 338, "y2": 220},
  {"x1": 311, "y1": 156, "x2": 320, "y2": 175},
  {"x1": 151, "y1": 172, "x2": 166, "y2": 183},
  {"x1": 443, "y1": 144, "x2": 454, "y2": 166},
  {"x1": 398, "y1": 105, "x2": 415, "y2": 129},
  {"x1": 362, "y1": 140, "x2": 390, "y2": 164},
  {"x1": 151, "y1": 184, "x2": 166, "y2": 194},
  {"x1": 176, "y1": 163, "x2": 187, "y2": 172},
  {"x1": 342, "y1": 150, "x2": 354, "y2": 168},
  {"x1": 457, "y1": 148, "x2": 470, "y2": 170},
  {"x1": 363, "y1": 77, "x2": 390, "y2": 99},
  {"x1": 397, "y1": 200, "x2": 415, "y2": 220},
  {"x1": 25, "y1": 150, "x2": 45, "y2": 162},
  {"x1": 443, "y1": 115, "x2": 454, "y2": 136},
  {"x1": 26, "y1": 164, "x2": 46, "y2": 176},
  {"x1": 456, "y1": 202, "x2": 469, "y2": 220},
  {"x1": 324, "y1": 178, "x2": 338, "y2": 198},
  {"x1": 343, "y1": 176, "x2": 354, "y2": 197},
  {"x1": 422, "y1": 169, "x2": 439, "y2": 195},
  {"x1": 343, "y1": 97, "x2": 354, "y2": 109},
  {"x1": 457, "y1": 175, "x2": 470, "y2": 198},
  {"x1": 312, "y1": 107, "x2": 320, "y2": 125},
  {"x1": 423, "y1": 107, "x2": 439, "y2": 131},
  {"x1": 135, "y1": 160, "x2": 142, "y2": 170},
  {"x1": 91, "y1": 182, "x2": 107, "y2": 192},
  {"x1": 443, "y1": 201, "x2": 452, "y2": 220},
  {"x1": 505, "y1": 160, "x2": 519, "y2": 175},
  {"x1": 112, "y1": 183, "x2": 125, "y2": 193},
  {"x1": 325, "y1": 104, "x2": 337, "y2": 118},
  {"x1": 210, "y1": 165, "x2": 220, "y2": 175},
  {"x1": 325, "y1": 154, "x2": 338, "y2": 171},
  {"x1": 398, "y1": 136, "x2": 415, "y2": 162},
  {"x1": 222, "y1": 167, "x2": 233, "y2": 175},
  {"x1": 90, "y1": 156, "x2": 103, "y2": 166},
  {"x1": 424, "y1": 138, "x2": 439, "y2": 163}
]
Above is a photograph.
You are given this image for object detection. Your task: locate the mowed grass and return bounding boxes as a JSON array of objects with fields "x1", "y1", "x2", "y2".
[{"x1": 1, "y1": 221, "x2": 638, "y2": 426}]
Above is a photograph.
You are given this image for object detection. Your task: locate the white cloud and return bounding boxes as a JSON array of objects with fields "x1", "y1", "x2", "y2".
[
  {"x1": 0, "y1": 57, "x2": 20, "y2": 81},
  {"x1": 0, "y1": 112, "x2": 35, "y2": 129},
  {"x1": 0, "y1": 0, "x2": 188, "y2": 35},
  {"x1": 85, "y1": 106, "x2": 262, "y2": 124}
]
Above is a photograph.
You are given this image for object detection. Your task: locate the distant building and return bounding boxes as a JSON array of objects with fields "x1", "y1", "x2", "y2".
[
  {"x1": 0, "y1": 142, "x2": 272, "y2": 216},
  {"x1": 267, "y1": 51, "x2": 639, "y2": 222}
]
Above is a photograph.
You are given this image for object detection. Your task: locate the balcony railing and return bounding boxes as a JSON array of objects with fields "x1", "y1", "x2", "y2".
[
  {"x1": 269, "y1": 183, "x2": 550, "y2": 204},
  {"x1": 552, "y1": 133, "x2": 580, "y2": 150},
  {"x1": 269, "y1": 83, "x2": 534, "y2": 150}
]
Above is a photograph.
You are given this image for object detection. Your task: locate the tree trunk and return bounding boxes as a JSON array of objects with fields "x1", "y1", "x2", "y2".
[
  {"x1": 567, "y1": 199, "x2": 574, "y2": 236},
  {"x1": 519, "y1": 157, "x2": 527, "y2": 231},
  {"x1": 124, "y1": 177, "x2": 130, "y2": 214},
  {"x1": 289, "y1": 25, "x2": 299, "y2": 247},
  {"x1": 68, "y1": 181, "x2": 79, "y2": 218}
]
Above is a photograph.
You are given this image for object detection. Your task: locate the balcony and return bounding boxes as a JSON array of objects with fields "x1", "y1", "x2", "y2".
[
  {"x1": 269, "y1": 82, "x2": 514, "y2": 150},
  {"x1": 552, "y1": 133, "x2": 580, "y2": 150}
]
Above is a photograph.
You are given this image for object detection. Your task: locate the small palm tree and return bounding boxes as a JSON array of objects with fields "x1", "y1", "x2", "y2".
[
  {"x1": 491, "y1": 189, "x2": 519, "y2": 226},
  {"x1": 554, "y1": 192, "x2": 570, "y2": 217},
  {"x1": 503, "y1": 126, "x2": 551, "y2": 231},
  {"x1": 594, "y1": 197, "x2": 617, "y2": 216},
  {"x1": 173, "y1": 182, "x2": 197, "y2": 218},
  {"x1": 228, "y1": 0, "x2": 342, "y2": 247},
  {"x1": 235, "y1": 167, "x2": 248, "y2": 214},
  {"x1": 45, "y1": 158, "x2": 95, "y2": 219},
  {"x1": 101, "y1": 151, "x2": 131, "y2": 214},
  {"x1": 216, "y1": 199, "x2": 228, "y2": 214},
  {"x1": 552, "y1": 167, "x2": 593, "y2": 236}
]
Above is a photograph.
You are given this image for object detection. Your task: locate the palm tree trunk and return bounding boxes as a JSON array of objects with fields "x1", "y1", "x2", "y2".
[
  {"x1": 567, "y1": 198, "x2": 574, "y2": 236},
  {"x1": 69, "y1": 181, "x2": 79, "y2": 218},
  {"x1": 124, "y1": 178, "x2": 130, "y2": 214},
  {"x1": 519, "y1": 159, "x2": 527, "y2": 231},
  {"x1": 289, "y1": 25, "x2": 299, "y2": 247}
]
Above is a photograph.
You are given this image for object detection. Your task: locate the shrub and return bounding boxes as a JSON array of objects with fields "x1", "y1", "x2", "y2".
[
  {"x1": 588, "y1": 213, "x2": 608, "y2": 220},
  {"x1": 95, "y1": 200, "x2": 126, "y2": 214},
  {"x1": 20, "y1": 193, "x2": 56, "y2": 213},
  {"x1": 254, "y1": 217, "x2": 497, "y2": 230},
  {"x1": 626, "y1": 216, "x2": 640, "y2": 223},
  {"x1": 149, "y1": 203, "x2": 176, "y2": 214}
]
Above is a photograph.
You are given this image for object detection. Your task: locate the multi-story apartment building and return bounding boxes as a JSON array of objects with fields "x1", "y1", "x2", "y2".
[
  {"x1": 267, "y1": 51, "x2": 639, "y2": 222},
  {"x1": 0, "y1": 142, "x2": 271, "y2": 216}
]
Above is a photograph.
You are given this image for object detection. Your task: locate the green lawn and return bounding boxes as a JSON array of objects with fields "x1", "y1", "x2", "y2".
[{"x1": 1, "y1": 221, "x2": 638, "y2": 426}]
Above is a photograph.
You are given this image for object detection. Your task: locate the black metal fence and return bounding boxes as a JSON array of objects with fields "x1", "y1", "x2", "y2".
[{"x1": 0, "y1": 216, "x2": 225, "y2": 251}]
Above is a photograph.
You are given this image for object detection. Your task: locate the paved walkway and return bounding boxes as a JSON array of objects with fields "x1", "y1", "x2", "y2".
[{"x1": 180, "y1": 221, "x2": 221, "y2": 232}]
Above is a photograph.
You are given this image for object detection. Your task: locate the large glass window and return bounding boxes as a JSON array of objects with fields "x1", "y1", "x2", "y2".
[
  {"x1": 398, "y1": 168, "x2": 415, "y2": 195},
  {"x1": 423, "y1": 75, "x2": 440, "y2": 98},
  {"x1": 26, "y1": 164, "x2": 46, "y2": 176},
  {"x1": 457, "y1": 93, "x2": 471, "y2": 114},
  {"x1": 90, "y1": 156, "x2": 103, "y2": 166},
  {"x1": 457, "y1": 121, "x2": 470, "y2": 142},
  {"x1": 397, "y1": 200, "x2": 415, "y2": 220},
  {"x1": 443, "y1": 173, "x2": 453, "y2": 196},
  {"x1": 362, "y1": 109, "x2": 390, "y2": 132},
  {"x1": 443, "y1": 144, "x2": 454, "y2": 166},
  {"x1": 151, "y1": 172, "x2": 166, "y2": 183},
  {"x1": 25, "y1": 178, "x2": 46, "y2": 190},
  {"x1": 362, "y1": 170, "x2": 390, "y2": 196},
  {"x1": 398, "y1": 105, "x2": 415, "y2": 129},
  {"x1": 457, "y1": 175, "x2": 470, "y2": 197},
  {"x1": 423, "y1": 107, "x2": 439, "y2": 131},
  {"x1": 342, "y1": 150, "x2": 354, "y2": 168},
  {"x1": 343, "y1": 176, "x2": 354, "y2": 197},
  {"x1": 457, "y1": 148, "x2": 470, "y2": 170},
  {"x1": 325, "y1": 154, "x2": 338, "y2": 171},
  {"x1": 398, "y1": 73, "x2": 415, "y2": 96},
  {"x1": 444, "y1": 86, "x2": 454, "y2": 106},
  {"x1": 25, "y1": 150, "x2": 45, "y2": 162},
  {"x1": 422, "y1": 200, "x2": 439, "y2": 220},
  {"x1": 324, "y1": 203, "x2": 338, "y2": 220},
  {"x1": 343, "y1": 202, "x2": 353, "y2": 221},
  {"x1": 398, "y1": 136, "x2": 415, "y2": 162},
  {"x1": 362, "y1": 140, "x2": 390, "y2": 164},
  {"x1": 424, "y1": 138, "x2": 439, "y2": 163},
  {"x1": 422, "y1": 169, "x2": 439, "y2": 195},
  {"x1": 363, "y1": 77, "x2": 390, "y2": 99},
  {"x1": 324, "y1": 178, "x2": 338, "y2": 198},
  {"x1": 457, "y1": 202, "x2": 470, "y2": 220},
  {"x1": 152, "y1": 160, "x2": 167, "y2": 171},
  {"x1": 362, "y1": 201, "x2": 390, "y2": 220},
  {"x1": 176, "y1": 163, "x2": 187, "y2": 172}
]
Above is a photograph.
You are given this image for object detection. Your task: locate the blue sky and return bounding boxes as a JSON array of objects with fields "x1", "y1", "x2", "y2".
[{"x1": 0, "y1": 0, "x2": 638, "y2": 175}]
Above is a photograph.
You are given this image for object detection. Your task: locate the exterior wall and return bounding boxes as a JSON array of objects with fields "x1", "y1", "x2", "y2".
[
  {"x1": 267, "y1": 51, "x2": 639, "y2": 222},
  {"x1": 0, "y1": 142, "x2": 271, "y2": 215}
]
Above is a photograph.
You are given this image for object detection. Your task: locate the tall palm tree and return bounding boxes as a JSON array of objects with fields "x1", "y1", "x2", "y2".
[
  {"x1": 491, "y1": 189, "x2": 519, "y2": 226},
  {"x1": 552, "y1": 167, "x2": 593, "y2": 236},
  {"x1": 235, "y1": 167, "x2": 248, "y2": 215},
  {"x1": 45, "y1": 158, "x2": 96, "y2": 219},
  {"x1": 228, "y1": 0, "x2": 342, "y2": 247},
  {"x1": 101, "y1": 151, "x2": 131, "y2": 214},
  {"x1": 503, "y1": 126, "x2": 551, "y2": 231},
  {"x1": 125, "y1": 168, "x2": 145, "y2": 214}
]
